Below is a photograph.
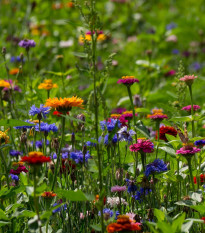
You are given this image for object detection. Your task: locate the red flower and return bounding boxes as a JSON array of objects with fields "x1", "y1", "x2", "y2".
[
  {"x1": 10, "y1": 165, "x2": 28, "y2": 175},
  {"x1": 53, "y1": 110, "x2": 69, "y2": 117},
  {"x1": 201, "y1": 217, "x2": 205, "y2": 223},
  {"x1": 156, "y1": 126, "x2": 177, "y2": 142},
  {"x1": 60, "y1": 159, "x2": 76, "y2": 173},
  {"x1": 193, "y1": 174, "x2": 205, "y2": 184},
  {"x1": 21, "y1": 152, "x2": 50, "y2": 165}
]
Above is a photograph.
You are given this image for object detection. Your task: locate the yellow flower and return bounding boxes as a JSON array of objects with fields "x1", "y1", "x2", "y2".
[
  {"x1": 38, "y1": 79, "x2": 58, "y2": 90},
  {"x1": 0, "y1": 130, "x2": 9, "y2": 145},
  {"x1": 45, "y1": 96, "x2": 84, "y2": 112},
  {"x1": 78, "y1": 34, "x2": 92, "y2": 43},
  {"x1": 12, "y1": 162, "x2": 24, "y2": 166},
  {"x1": 110, "y1": 114, "x2": 121, "y2": 119},
  {"x1": 0, "y1": 80, "x2": 10, "y2": 88},
  {"x1": 28, "y1": 151, "x2": 44, "y2": 157},
  {"x1": 122, "y1": 76, "x2": 135, "y2": 80},
  {"x1": 122, "y1": 111, "x2": 133, "y2": 115},
  {"x1": 97, "y1": 34, "x2": 106, "y2": 41}
]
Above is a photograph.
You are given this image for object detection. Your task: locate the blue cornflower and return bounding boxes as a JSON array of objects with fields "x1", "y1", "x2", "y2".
[
  {"x1": 166, "y1": 22, "x2": 177, "y2": 30},
  {"x1": 9, "y1": 150, "x2": 22, "y2": 157},
  {"x1": 145, "y1": 159, "x2": 167, "y2": 177},
  {"x1": 35, "y1": 140, "x2": 49, "y2": 149},
  {"x1": 117, "y1": 126, "x2": 136, "y2": 142},
  {"x1": 190, "y1": 62, "x2": 201, "y2": 71},
  {"x1": 99, "y1": 134, "x2": 118, "y2": 146},
  {"x1": 126, "y1": 179, "x2": 137, "y2": 194},
  {"x1": 29, "y1": 104, "x2": 50, "y2": 119},
  {"x1": 115, "y1": 211, "x2": 120, "y2": 220},
  {"x1": 100, "y1": 119, "x2": 121, "y2": 132},
  {"x1": 98, "y1": 208, "x2": 113, "y2": 218},
  {"x1": 52, "y1": 203, "x2": 67, "y2": 213},
  {"x1": 35, "y1": 122, "x2": 58, "y2": 132},
  {"x1": 70, "y1": 151, "x2": 90, "y2": 163},
  {"x1": 86, "y1": 139, "x2": 97, "y2": 147},
  {"x1": 194, "y1": 139, "x2": 205, "y2": 147},
  {"x1": 62, "y1": 152, "x2": 68, "y2": 159},
  {"x1": 172, "y1": 49, "x2": 179, "y2": 54},
  {"x1": 10, "y1": 174, "x2": 19, "y2": 181},
  {"x1": 14, "y1": 120, "x2": 35, "y2": 129},
  {"x1": 50, "y1": 152, "x2": 57, "y2": 159},
  {"x1": 134, "y1": 188, "x2": 152, "y2": 202}
]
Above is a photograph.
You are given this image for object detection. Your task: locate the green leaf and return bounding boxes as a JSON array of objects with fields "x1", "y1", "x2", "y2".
[
  {"x1": 19, "y1": 172, "x2": 28, "y2": 186},
  {"x1": 135, "y1": 108, "x2": 150, "y2": 113},
  {"x1": 154, "y1": 209, "x2": 165, "y2": 222},
  {"x1": 72, "y1": 52, "x2": 88, "y2": 58},
  {"x1": 135, "y1": 120, "x2": 150, "y2": 138},
  {"x1": 159, "y1": 146, "x2": 176, "y2": 157},
  {"x1": 0, "y1": 119, "x2": 34, "y2": 127},
  {"x1": 181, "y1": 220, "x2": 193, "y2": 233},
  {"x1": 190, "y1": 204, "x2": 205, "y2": 214},
  {"x1": 0, "y1": 209, "x2": 9, "y2": 221},
  {"x1": 0, "y1": 221, "x2": 10, "y2": 227},
  {"x1": 12, "y1": 210, "x2": 36, "y2": 219},
  {"x1": 172, "y1": 213, "x2": 186, "y2": 232},
  {"x1": 188, "y1": 191, "x2": 202, "y2": 202},
  {"x1": 90, "y1": 224, "x2": 101, "y2": 231},
  {"x1": 169, "y1": 116, "x2": 193, "y2": 122},
  {"x1": 0, "y1": 186, "x2": 25, "y2": 199},
  {"x1": 56, "y1": 189, "x2": 95, "y2": 201}
]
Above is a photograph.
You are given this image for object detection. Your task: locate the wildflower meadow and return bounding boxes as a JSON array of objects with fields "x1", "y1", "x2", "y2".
[{"x1": 1, "y1": 0, "x2": 205, "y2": 232}]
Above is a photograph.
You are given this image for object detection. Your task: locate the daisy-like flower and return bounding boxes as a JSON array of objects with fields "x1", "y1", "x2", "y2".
[
  {"x1": 176, "y1": 143, "x2": 200, "y2": 158},
  {"x1": 106, "y1": 215, "x2": 141, "y2": 233},
  {"x1": 9, "y1": 68, "x2": 21, "y2": 75},
  {"x1": 147, "y1": 112, "x2": 168, "y2": 121},
  {"x1": 156, "y1": 126, "x2": 177, "y2": 142},
  {"x1": 21, "y1": 151, "x2": 51, "y2": 165},
  {"x1": 129, "y1": 139, "x2": 154, "y2": 153},
  {"x1": 145, "y1": 159, "x2": 167, "y2": 177},
  {"x1": 117, "y1": 126, "x2": 136, "y2": 142},
  {"x1": 111, "y1": 185, "x2": 127, "y2": 193},
  {"x1": 181, "y1": 105, "x2": 200, "y2": 112},
  {"x1": 45, "y1": 96, "x2": 83, "y2": 112},
  {"x1": 0, "y1": 80, "x2": 10, "y2": 88},
  {"x1": 18, "y1": 39, "x2": 36, "y2": 49},
  {"x1": 0, "y1": 130, "x2": 9, "y2": 145},
  {"x1": 38, "y1": 79, "x2": 58, "y2": 90},
  {"x1": 29, "y1": 104, "x2": 50, "y2": 119},
  {"x1": 117, "y1": 76, "x2": 139, "y2": 86},
  {"x1": 180, "y1": 75, "x2": 197, "y2": 86},
  {"x1": 41, "y1": 191, "x2": 57, "y2": 198}
]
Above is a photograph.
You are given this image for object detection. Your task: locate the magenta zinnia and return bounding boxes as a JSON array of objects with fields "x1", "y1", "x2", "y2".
[
  {"x1": 129, "y1": 139, "x2": 154, "y2": 153},
  {"x1": 176, "y1": 144, "x2": 200, "y2": 157},
  {"x1": 181, "y1": 105, "x2": 200, "y2": 112},
  {"x1": 117, "y1": 76, "x2": 139, "y2": 86}
]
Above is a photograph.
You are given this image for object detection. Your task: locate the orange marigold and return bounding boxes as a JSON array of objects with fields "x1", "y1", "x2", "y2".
[
  {"x1": 21, "y1": 151, "x2": 51, "y2": 165},
  {"x1": 0, "y1": 80, "x2": 10, "y2": 88},
  {"x1": 110, "y1": 114, "x2": 121, "y2": 119},
  {"x1": 45, "y1": 96, "x2": 84, "y2": 112},
  {"x1": 38, "y1": 79, "x2": 58, "y2": 90},
  {"x1": 9, "y1": 68, "x2": 20, "y2": 75}
]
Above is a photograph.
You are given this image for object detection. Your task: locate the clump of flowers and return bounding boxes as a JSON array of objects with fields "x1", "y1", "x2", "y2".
[
  {"x1": 70, "y1": 151, "x2": 91, "y2": 163},
  {"x1": 29, "y1": 104, "x2": 50, "y2": 119},
  {"x1": 145, "y1": 159, "x2": 168, "y2": 177},
  {"x1": 156, "y1": 126, "x2": 177, "y2": 141},
  {"x1": 181, "y1": 105, "x2": 200, "y2": 112},
  {"x1": 106, "y1": 215, "x2": 141, "y2": 232},
  {"x1": 38, "y1": 79, "x2": 58, "y2": 90},
  {"x1": 129, "y1": 139, "x2": 154, "y2": 153},
  {"x1": 117, "y1": 76, "x2": 139, "y2": 86},
  {"x1": 35, "y1": 122, "x2": 58, "y2": 133},
  {"x1": 0, "y1": 130, "x2": 9, "y2": 145},
  {"x1": 45, "y1": 96, "x2": 83, "y2": 112},
  {"x1": 179, "y1": 74, "x2": 197, "y2": 86},
  {"x1": 100, "y1": 118, "x2": 121, "y2": 131},
  {"x1": 21, "y1": 151, "x2": 51, "y2": 165}
]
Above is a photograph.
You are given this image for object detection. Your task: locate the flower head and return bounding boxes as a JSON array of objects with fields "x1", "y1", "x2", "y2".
[
  {"x1": 111, "y1": 185, "x2": 127, "y2": 193},
  {"x1": 18, "y1": 39, "x2": 36, "y2": 49},
  {"x1": 117, "y1": 76, "x2": 139, "y2": 86},
  {"x1": 9, "y1": 68, "x2": 20, "y2": 75},
  {"x1": 9, "y1": 150, "x2": 22, "y2": 157},
  {"x1": 0, "y1": 80, "x2": 10, "y2": 88},
  {"x1": 35, "y1": 122, "x2": 58, "y2": 133},
  {"x1": 157, "y1": 126, "x2": 177, "y2": 142},
  {"x1": 38, "y1": 79, "x2": 58, "y2": 90},
  {"x1": 0, "y1": 130, "x2": 9, "y2": 145},
  {"x1": 70, "y1": 151, "x2": 90, "y2": 163},
  {"x1": 194, "y1": 140, "x2": 205, "y2": 148},
  {"x1": 181, "y1": 105, "x2": 200, "y2": 112},
  {"x1": 180, "y1": 75, "x2": 197, "y2": 86},
  {"x1": 129, "y1": 139, "x2": 154, "y2": 153},
  {"x1": 121, "y1": 111, "x2": 138, "y2": 120},
  {"x1": 41, "y1": 191, "x2": 57, "y2": 198},
  {"x1": 29, "y1": 104, "x2": 50, "y2": 119},
  {"x1": 21, "y1": 151, "x2": 51, "y2": 165},
  {"x1": 10, "y1": 164, "x2": 28, "y2": 175},
  {"x1": 117, "y1": 126, "x2": 136, "y2": 142},
  {"x1": 45, "y1": 96, "x2": 83, "y2": 112},
  {"x1": 147, "y1": 112, "x2": 168, "y2": 121},
  {"x1": 176, "y1": 144, "x2": 200, "y2": 158},
  {"x1": 107, "y1": 197, "x2": 128, "y2": 207},
  {"x1": 145, "y1": 159, "x2": 168, "y2": 177},
  {"x1": 100, "y1": 118, "x2": 121, "y2": 131}
]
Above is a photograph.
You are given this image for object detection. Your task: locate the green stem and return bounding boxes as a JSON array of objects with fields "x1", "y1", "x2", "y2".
[
  {"x1": 140, "y1": 152, "x2": 145, "y2": 172},
  {"x1": 156, "y1": 121, "x2": 160, "y2": 159},
  {"x1": 187, "y1": 157, "x2": 195, "y2": 192},
  {"x1": 0, "y1": 149, "x2": 10, "y2": 190},
  {"x1": 188, "y1": 85, "x2": 195, "y2": 138},
  {"x1": 51, "y1": 116, "x2": 65, "y2": 191}
]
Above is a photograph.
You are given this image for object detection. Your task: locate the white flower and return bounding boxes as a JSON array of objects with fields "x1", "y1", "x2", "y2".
[{"x1": 107, "y1": 197, "x2": 128, "y2": 207}]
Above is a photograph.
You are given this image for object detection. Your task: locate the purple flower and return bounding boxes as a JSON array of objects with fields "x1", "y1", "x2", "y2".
[
  {"x1": 172, "y1": 49, "x2": 179, "y2": 54},
  {"x1": 10, "y1": 174, "x2": 19, "y2": 181},
  {"x1": 18, "y1": 39, "x2": 36, "y2": 49},
  {"x1": 100, "y1": 118, "x2": 121, "y2": 131},
  {"x1": 194, "y1": 140, "x2": 205, "y2": 147},
  {"x1": 134, "y1": 188, "x2": 152, "y2": 202},
  {"x1": 117, "y1": 126, "x2": 136, "y2": 142},
  {"x1": 50, "y1": 152, "x2": 57, "y2": 159},
  {"x1": 35, "y1": 122, "x2": 58, "y2": 132},
  {"x1": 111, "y1": 185, "x2": 127, "y2": 192},
  {"x1": 52, "y1": 203, "x2": 67, "y2": 213},
  {"x1": 34, "y1": 140, "x2": 49, "y2": 149},
  {"x1": 29, "y1": 104, "x2": 50, "y2": 119},
  {"x1": 190, "y1": 62, "x2": 201, "y2": 71},
  {"x1": 62, "y1": 152, "x2": 68, "y2": 159},
  {"x1": 166, "y1": 22, "x2": 177, "y2": 31},
  {"x1": 9, "y1": 150, "x2": 22, "y2": 157},
  {"x1": 145, "y1": 159, "x2": 167, "y2": 177},
  {"x1": 117, "y1": 76, "x2": 139, "y2": 86}
]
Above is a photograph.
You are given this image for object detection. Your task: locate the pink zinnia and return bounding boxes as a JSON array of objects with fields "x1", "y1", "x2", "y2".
[
  {"x1": 10, "y1": 165, "x2": 28, "y2": 175},
  {"x1": 117, "y1": 76, "x2": 139, "y2": 86},
  {"x1": 148, "y1": 113, "x2": 168, "y2": 120},
  {"x1": 176, "y1": 145, "x2": 200, "y2": 156},
  {"x1": 181, "y1": 105, "x2": 200, "y2": 112},
  {"x1": 129, "y1": 139, "x2": 154, "y2": 153},
  {"x1": 111, "y1": 185, "x2": 127, "y2": 192},
  {"x1": 180, "y1": 75, "x2": 197, "y2": 85},
  {"x1": 122, "y1": 111, "x2": 138, "y2": 120}
]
